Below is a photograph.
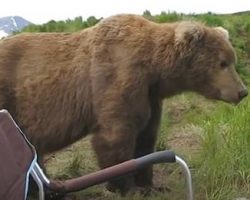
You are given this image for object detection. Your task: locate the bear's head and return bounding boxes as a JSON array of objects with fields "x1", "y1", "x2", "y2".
[{"x1": 168, "y1": 22, "x2": 248, "y2": 104}]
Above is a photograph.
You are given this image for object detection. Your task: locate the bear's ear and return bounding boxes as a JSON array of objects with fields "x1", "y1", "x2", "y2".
[
  {"x1": 175, "y1": 22, "x2": 205, "y2": 46},
  {"x1": 214, "y1": 27, "x2": 229, "y2": 40}
]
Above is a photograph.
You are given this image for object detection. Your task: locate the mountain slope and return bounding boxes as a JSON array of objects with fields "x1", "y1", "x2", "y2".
[{"x1": 0, "y1": 16, "x2": 32, "y2": 38}]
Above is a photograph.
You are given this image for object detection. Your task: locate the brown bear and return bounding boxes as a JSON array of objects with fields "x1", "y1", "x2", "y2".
[{"x1": 0, "y1": 14, "x2": 247, "y2": 194}]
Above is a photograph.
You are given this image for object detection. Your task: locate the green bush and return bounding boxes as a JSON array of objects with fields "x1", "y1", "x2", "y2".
[
  {"x1": 195, "y1": 14, "x2": 224, "y2": 26},
  {"x1": 154, "y1": 11, "x2": 182, "y2": 23}
]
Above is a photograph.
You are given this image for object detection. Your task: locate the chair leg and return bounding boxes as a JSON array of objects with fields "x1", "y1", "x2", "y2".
[
  {"x1": 33, "y1": 163, "x2": 50, "y2": 185},
  {"x1": 176, "y1": 156, "x2": 194, "y2": 200},
  {"x1": 31, "y1": 169, "x2": 45, "y2": 200}
]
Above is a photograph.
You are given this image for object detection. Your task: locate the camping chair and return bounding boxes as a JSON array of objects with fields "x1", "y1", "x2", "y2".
[{"x1": 0, "y1": 109, "x2": 194, "y2": 200}]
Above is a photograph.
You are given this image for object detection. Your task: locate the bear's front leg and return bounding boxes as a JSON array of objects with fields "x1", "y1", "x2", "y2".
[
  {"x1": 90, "y1": 71, "x2": 151, "y2": 194},
  {"x1": 91, "y1": 125, "x2": 137, "y2": 195},
  {"x1": 134, "y1": 97, "x2": 162, "y2": 188}
]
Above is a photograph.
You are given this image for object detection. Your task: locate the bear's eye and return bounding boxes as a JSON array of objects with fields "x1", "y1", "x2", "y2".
[{"x1": 220, "y1": 61, "x2": 228, "y2": 69}]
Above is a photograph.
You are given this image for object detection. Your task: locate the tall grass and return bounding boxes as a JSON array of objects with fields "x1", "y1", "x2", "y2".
[{"x1": 197, "y1": 100, "x2": 250, "y2": 199}]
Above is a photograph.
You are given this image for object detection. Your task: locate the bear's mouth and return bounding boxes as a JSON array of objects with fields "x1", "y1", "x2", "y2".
[
  {"x1": 220, "y1": 96, "x2": 241, "y2": 105},
  {"x1": 200, "y1": 86, "x2": 244, "y2": 105},
  {"x1": 207, "y1": 94, "x2": 240, "y2": 105},
  {"x1": 219, "y1": 89, "x2": 247, "y2": 105}
]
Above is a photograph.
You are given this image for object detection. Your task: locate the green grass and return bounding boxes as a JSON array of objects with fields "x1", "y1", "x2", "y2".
[
  {"x1": 159, "y1": 93, "x2": 250, "y2": 200},
  {"x1": 196, "y1": 100, "x2": 250, "y2": 199}
]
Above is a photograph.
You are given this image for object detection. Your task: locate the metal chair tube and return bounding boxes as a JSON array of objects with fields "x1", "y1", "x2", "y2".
[
  {"x1": 31, "y1": 169, "x2": 45, "y2": 200},
  {"x1": 176, "y1": 156, "x2": 194, "y2": 200}
]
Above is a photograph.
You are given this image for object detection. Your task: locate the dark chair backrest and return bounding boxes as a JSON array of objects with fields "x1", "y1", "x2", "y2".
[{"x1": 0, "y1": 110, "x2": 35, "y2": 200}]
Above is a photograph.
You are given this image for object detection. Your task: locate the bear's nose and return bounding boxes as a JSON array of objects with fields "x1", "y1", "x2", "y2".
[{"x1": 239, "y1": 89, "x2": 248, "y2": 100}]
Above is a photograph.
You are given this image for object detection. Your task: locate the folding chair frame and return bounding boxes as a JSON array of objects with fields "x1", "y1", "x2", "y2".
[{"x1": 30, "y1": 153, "x2": 194, "y2": 200}]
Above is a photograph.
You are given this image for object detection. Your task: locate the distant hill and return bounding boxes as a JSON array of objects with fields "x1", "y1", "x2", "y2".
[
  {"x1": 0, "y1": 16, "x2": 32, "y2": 38},
  {"x1": 232, "y1": 10, "x2": 250, "y2": 15}
]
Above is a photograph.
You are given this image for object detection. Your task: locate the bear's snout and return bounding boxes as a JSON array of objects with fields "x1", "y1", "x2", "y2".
[{"x1": 238, "y1": 89, "x2": 248, "y2": 101}]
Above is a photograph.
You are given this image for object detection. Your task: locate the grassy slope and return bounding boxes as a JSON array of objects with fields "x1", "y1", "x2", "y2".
[{"x1": 37, "y1": 12, "x2": 250, "y2": 200}]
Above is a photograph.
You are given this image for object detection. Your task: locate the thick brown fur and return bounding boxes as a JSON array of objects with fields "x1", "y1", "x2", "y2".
[{"x1": 0, "y1": 14, "x2": 247, "y2": 194}]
